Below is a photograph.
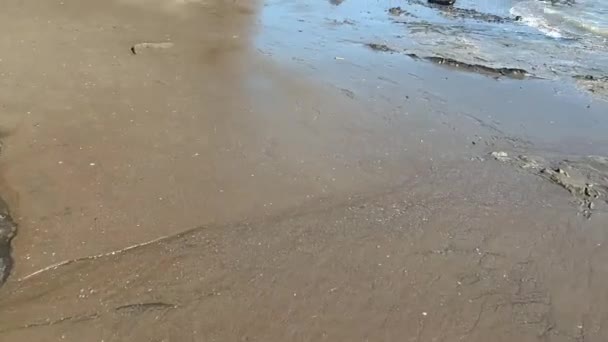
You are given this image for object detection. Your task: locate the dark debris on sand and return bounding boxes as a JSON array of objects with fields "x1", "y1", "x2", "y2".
[
  {"x1": 366, "y1": 43, "x2": 398, "y2": 53},
  {"x1": 0, "y1": 197, "x2": 17, "y2": 286},
  {"x1": 388, "y1": 7, "x2": 412, "y2": 17}
]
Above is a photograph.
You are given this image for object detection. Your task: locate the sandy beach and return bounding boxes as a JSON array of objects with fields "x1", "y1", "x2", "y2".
[{"x1": 0, "y1": 0, "x2": 607, "y2": 341}]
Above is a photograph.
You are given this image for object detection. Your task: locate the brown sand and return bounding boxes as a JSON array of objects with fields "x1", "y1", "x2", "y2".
[{"x1": 0, "y1": 0, "x2": 607, "y2": 341}]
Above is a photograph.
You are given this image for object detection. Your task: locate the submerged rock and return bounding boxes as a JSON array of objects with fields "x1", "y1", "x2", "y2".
[
  {"x1": 388, "y1": 7, "x2": 410, "y2": 16},
  {"x1": 366, "y1": 43, "x2": 397, "y2": 53},
  {"x1": 405, "y1": 53, "x2": 529, "y2": 79},
  {"x1": 441, "y1": 7, "x2": 510, "y2": 23},
  {"x1": 425, "y1": 56, "x2": 528, "y2": 79},
  {"x1": 573, "y1": 74, "x2": 608, "y2": 99},
  {"x1": 406, "y1": 0, "x2": 514, "y2": 23}
]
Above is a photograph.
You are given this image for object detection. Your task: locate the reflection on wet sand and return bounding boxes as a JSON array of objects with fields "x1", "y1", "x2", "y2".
[
  {"x1": 0, "y1": 0, "x2": 456, "y2": 283},
  {"x1": 1, "y1": 0, "x2": 267, "y2": 278}
]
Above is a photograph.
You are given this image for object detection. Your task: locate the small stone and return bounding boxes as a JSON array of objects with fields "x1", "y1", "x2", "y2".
[
  {"x1": 490, "y1": 151, "x2": 509, "y2": 162},
  {"x1": 388, "y1": 7, "x2": 408, "y2": 16}
]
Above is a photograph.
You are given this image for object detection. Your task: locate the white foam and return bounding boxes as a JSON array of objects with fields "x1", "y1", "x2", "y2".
[
  {"x1": 510, "y1": 5, "x2": 563, "y2": 39},
  {"x1": 559, "y1": 12, "x2": 608, "y2": 37}
]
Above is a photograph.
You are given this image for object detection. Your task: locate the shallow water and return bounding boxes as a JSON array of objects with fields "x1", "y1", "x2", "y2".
[
  {"x1": 300, "y1": 0, "x2": 608, "y2": 97},
  {"x1": 513, "y1": 0, "x2": 608, "y2": 38},
  {"x1": 257, "y1": 0, "x2": 608, "y2": 156}
]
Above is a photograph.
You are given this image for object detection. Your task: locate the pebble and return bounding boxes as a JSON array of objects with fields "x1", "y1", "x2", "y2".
[{"x1": 491, "y1": 151, "x2": 510, "y2": 162}]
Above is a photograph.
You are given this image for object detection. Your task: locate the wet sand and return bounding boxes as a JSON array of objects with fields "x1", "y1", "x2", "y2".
[{"x1": 0, "y1": 0, "x2": 607, "y2": 341}]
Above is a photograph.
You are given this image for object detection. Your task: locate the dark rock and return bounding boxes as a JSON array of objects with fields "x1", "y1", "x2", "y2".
[
  {"x1": 0, "y1": 197, "x2": 16, "y2": 286},
  {"x1": 428, "y1": 0, "x2": 455, "y2": 5}
]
